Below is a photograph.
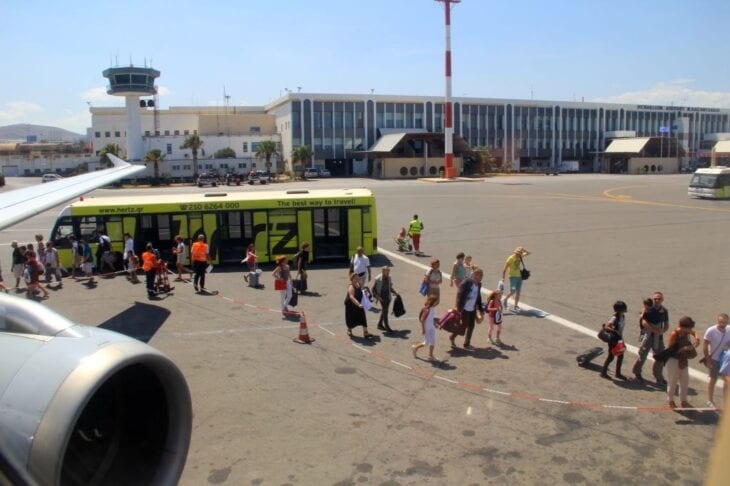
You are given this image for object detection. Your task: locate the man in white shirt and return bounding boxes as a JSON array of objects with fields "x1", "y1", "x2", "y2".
[
  {"x1": 350, "y1": 246, "x2": 371, "y2": 289},
  {"x1": 702, "y1": 313, "x2": 729, "y2": 408}
]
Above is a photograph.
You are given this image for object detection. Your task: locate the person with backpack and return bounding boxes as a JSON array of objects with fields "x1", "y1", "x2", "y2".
[
  {"x1": 412, "y1": 295, "x2": 438, "y2": 360},
  {"x1": 600, "y1": 301, "x2": 628, "y2": 380},
  {"x1": 294, "y1": 242, "x2": 310, "y2": 293},
  {"x1": 373, "y1": 266, "x2": 399, "y2": 333},
  {"x1": 96, "y1": 231, "x2": 115, "y2": 276},
  {"x1": 24, "y1": 251, "x2": 49, "y2": 299}
]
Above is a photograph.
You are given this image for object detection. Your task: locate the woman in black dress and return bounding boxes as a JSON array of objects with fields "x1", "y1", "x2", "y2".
[{"x1": 345, "y1": 272, "x2": 374, "y2": 338}]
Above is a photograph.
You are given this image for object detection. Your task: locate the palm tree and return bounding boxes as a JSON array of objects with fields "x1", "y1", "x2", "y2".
[
  {"x1": 290, "y1": 145, "x2": 313, "y2": 179},
  {"x1": 180, "y1": 133, "x2": 203, "y2": 179},
  {"x1": 99, "y1": 143, "x2": 120, "y2": 166},
  {"x1": 144, "y1": 149, "x2": 165, "y2": 183},
  {"x1": 255, "y1": 140, "x2": 278, "y2": 172}
]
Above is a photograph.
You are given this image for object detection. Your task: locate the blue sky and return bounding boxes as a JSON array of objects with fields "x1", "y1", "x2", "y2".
[{"x1": 2, "y1": 0, "x2": 729, "y2": 134}]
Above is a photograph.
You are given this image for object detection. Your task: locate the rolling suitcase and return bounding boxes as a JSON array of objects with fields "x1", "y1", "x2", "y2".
[
  {"x1": 437, "y1": 309, "x2": 465, "y2": 335},
  {"x1": 249, "y1": 269, "x2": 262, "y2": 288}
]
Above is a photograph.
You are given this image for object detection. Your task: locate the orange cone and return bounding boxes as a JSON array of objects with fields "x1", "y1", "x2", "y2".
[{"x1": 293, "y1": 311, "x2": 315, "y2": 344}]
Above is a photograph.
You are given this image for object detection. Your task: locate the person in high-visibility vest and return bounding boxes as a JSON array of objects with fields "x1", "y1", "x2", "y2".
[
  {"x1": 408, "y1": 214, "x2": 425, "y2": 254},
  {"x1": 191, "y1": 234, "x2": 209, "y2": 293}
]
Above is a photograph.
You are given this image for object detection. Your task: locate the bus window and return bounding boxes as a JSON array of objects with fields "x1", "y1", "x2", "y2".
[
  {"x1": 79, "y1": 217, "x2": 99, "y2": 240},
  {"x1": 690, "y1": 174, "x2": 720, "y2": 188},
  {"x1": 52, "y1": 217, "x2": 74, "y2": 248}
]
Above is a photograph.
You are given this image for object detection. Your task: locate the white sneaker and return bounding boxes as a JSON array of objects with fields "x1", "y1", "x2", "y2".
[{"x1": 706, "y1": 400, "x2": 716, "y2": 409}]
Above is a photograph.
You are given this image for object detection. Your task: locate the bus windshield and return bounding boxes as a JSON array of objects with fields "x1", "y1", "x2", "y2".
[{"x1": 690, "y1": 174, "x2": 721, "y2": 189}]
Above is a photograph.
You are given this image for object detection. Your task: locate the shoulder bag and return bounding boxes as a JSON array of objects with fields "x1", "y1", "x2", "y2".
[{"x1": 519, "y1": 256, "x2": 530, "y2": 280}]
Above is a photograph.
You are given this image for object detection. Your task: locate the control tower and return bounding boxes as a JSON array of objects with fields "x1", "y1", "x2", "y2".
[{"x1": 102, "y1": 65, "x2": 160, "y2": 161}]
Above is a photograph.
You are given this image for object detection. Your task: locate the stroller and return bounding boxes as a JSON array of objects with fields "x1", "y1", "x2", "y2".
[
  {"x1": 154, "y1": 261, "x2": 175, "y2": 294},
  {"x1": 395, "y1": 234, "x2": 413, "y2": 252}
]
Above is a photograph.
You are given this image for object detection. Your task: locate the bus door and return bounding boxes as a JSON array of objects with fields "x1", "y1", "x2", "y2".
[
  {"x1": 268, "y1": 209, "x2": 298, "y2": 258},
  {"x1": 346, "y1": 208, "x2": 363, "y2": 257},
  {"x1": 313, "y1": 208, "x2": 348, "y2": 259},
  {"x1": 203, "y1": 213, "x2": 219, "y2": 263},
  {"x1": 252, "y1": 211, "x2": 269, "y2": 262},
  {"x1": 297, "y1": 210, "x2": 313, "y2": 259},
  {"x1": 105, "y1": 217, "x2": 124, "y2": 269},
  {"x1": 218, "y1": 211, "x2": 246, "y2": 263},
  {"x1": 139, "y1": 214, "x2": 174, "y2": 262}
]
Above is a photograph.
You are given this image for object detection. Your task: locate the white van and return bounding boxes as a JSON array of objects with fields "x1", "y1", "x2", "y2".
[{"x1": 688, "y1": 166, "x2": 730, "y2": 199}]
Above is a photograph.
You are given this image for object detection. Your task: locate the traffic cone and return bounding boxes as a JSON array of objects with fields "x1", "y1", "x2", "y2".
[{"x1": 293, "y1": 311, "x2": 315, "y2": 344}]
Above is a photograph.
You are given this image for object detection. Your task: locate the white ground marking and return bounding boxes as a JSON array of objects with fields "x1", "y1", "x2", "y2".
[{"x1": 378, "y1": 247, "x2": 711, "y2": 384}]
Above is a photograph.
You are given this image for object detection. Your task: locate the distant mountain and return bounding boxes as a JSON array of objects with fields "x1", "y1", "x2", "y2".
[{"x1": 0, "y1": 124, "x2": 86, "y2": 143}]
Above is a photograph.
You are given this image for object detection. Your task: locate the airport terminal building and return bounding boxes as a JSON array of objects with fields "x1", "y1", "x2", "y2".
[{"x1": 89, "y1": 91, "x2": 730, "y2": 178}]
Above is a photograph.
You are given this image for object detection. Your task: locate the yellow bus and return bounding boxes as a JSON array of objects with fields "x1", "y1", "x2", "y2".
[{"x1": 49, "y1": 189, "x2": 377, "y2": 268}]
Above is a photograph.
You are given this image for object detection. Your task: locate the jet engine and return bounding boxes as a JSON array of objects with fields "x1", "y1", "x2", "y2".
[{"x1": 0, "y1": 294, "x2": 192, "y2": 485}]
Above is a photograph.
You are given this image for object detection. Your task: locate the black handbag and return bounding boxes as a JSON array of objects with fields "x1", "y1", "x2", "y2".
[
  {"x1": 288, "y1": 291, "x2": 298, "y2": 307},
  {"x1": 392, "y1": 294, "x2": 406, "y2": 317},
  {"x1": 519, "y1": 256, "x2": 530, "y2": 280}
]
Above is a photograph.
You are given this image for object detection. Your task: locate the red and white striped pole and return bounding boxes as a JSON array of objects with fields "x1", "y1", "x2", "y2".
[{"x1": 437, "y1": 0, "x2": 460, "y2": 179}]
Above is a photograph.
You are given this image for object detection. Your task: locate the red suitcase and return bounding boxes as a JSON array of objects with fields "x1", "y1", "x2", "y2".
[{"x1": 437, "y1": 309, "x2": 465, "y2": 335}]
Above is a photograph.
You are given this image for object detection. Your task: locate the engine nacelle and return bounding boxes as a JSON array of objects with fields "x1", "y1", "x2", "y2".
[{"x1": 0, "y1": 294, "x2": 192, "y2": 485}]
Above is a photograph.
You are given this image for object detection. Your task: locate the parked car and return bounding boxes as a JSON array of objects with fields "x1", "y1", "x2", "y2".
[
  {"x1": 196, "y1": 172, "x2": 218, "y2": 187},
  {"x1": 42, "y1": 173, "x2": 63, "y2": 183},
  {"x1": 303, "y1": 167, "x2": 319, "y2": 178},
  {"x1": 248, "y1": 170, "x2": 271, "y2": 185},
  {"x1": 224, "y1": 172, "x2": 241, "y2": 185}
]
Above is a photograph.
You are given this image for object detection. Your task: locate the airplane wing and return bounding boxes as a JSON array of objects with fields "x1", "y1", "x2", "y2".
[{"x1": 0, "y1": 154, "x2": 144, "y2": 231}]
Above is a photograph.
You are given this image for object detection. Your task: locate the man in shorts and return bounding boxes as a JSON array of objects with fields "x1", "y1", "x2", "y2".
[
  {"x1": 702, "y1": 313, "x2": 729, "y2": 408},
  {"x1": 632, "y1": 291, "x2": 669, "y2": 385}
]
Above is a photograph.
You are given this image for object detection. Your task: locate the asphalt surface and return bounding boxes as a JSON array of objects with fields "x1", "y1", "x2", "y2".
[{"x1": 1, "y1": 174, "x2": 728, "y2": 485}]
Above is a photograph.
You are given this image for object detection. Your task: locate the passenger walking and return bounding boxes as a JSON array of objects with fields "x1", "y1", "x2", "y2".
[
  {"x1": 450, "y1": 252, "x2": 466, "y2": 288},
  {"x1": 373, "y1": 266, "x2": 399, "y2": 333},
  {"x1": 423, "y1": 258, "x2": 443, "y2": 306},
  {"x1": 632, "y1": 291, "x2": 669, "y2": 385},
  {"x1": 485, "y1": 288, "x2": 504, "y2": 345},
  {"x1": 191, "y1": 234, "x2": 210, "y2": 293},
  {"x1": 25, "y1": 252, "x2": 49, "y2": 299},
  {"x1": 173, "y1": 235, "x2": 193, "y2": 281},
  {"x1": 664, "y1": 316, "x2": 700, "y2": 409},
  {"x1": 463, "y1": 255, "x2": 475, "y2": 280},
  {"x1": 0, "y1": 260, "x2": 8, "y2": 293},
  {"x1": 600, "y1": 301, "x2": 628, "y2": 380},
  {"x1": 11, "y1": 241, "x2": 26, "y2": 289},
  {"x1": 35, "y1": 234, "x2": 46, "y2": 263},
  {"x1": 350, "y1": 246, "x2": 371, "y2": 289},
  {"x1": 412, "y1": 295, "x2": 438, "y2": 360},
  {"x1": 43, "y1": 241, "x2": 62, "y2": 286},
  {"x1": 272, "y1": 255, "x2": 293, "y2": 315},
  {"x1": 80, "y1": 239, "x2": 95, "y2": 285},
  {"x1": 408, "y1": 214, "x2": 424, "y2": 255},
  {"x1": 502, "y1": 246, "x2": 530, "y2": 311},
  {"x1": 241, "y1": 243, "x2": 257, "y2": 282},
  {"x1": 123, "y1": 233, "x2": 138, "y2": 279},
  {"x1": 294, "y1": 242, "x2": 310, "y2": 292},
  {"x1": 141, "y1": 243, "x2": 159, "y2": 299},
  {"x1": 701, "y1": 313, "x2": 730, "y2": 408},
  {"x1": 451, "y1": 268, "x2": 484, "y2": 349},
  {"x1": 69, "y1": 235, "x2": 81, "y2": 279},
  {"x1": 96, "y1": 231, "x2": 115, "y2": 276},
  {"x1": 344, "y1": 272, "x2": 374, "y2": 339}
]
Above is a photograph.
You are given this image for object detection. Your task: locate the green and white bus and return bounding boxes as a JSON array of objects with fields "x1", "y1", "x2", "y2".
[
  {"x1": 49, "y1": 189, "x2": 377, "y2": 268},
  {"x1": 688, "y1": 166, "x2": 730, "y2": 199}
]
